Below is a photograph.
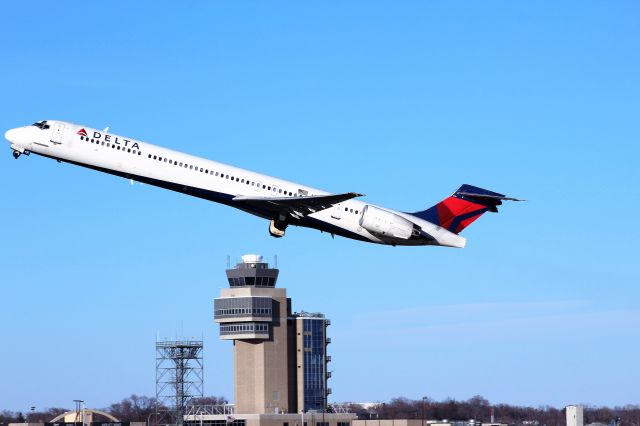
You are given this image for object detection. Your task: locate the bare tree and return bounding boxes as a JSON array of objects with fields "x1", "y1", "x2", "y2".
[{"x1": 106, "y1": 395, "x2": 157, "y2": 421}]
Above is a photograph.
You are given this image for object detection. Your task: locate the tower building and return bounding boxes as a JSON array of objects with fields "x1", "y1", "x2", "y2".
[{"x1": 294, "y1": 312, "x2": 330, "y2": 412}]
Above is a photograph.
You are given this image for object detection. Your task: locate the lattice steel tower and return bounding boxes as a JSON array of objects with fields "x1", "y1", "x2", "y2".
[{"x1": 156, "y1": 340, "x2": 204, "y2": 426}]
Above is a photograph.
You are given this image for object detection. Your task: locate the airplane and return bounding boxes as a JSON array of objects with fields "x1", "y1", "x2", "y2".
[{"x1": 5, "y1": 120, "x2": 522, "y2": 247}]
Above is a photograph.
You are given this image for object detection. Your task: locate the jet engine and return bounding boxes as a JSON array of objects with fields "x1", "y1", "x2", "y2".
[{"x1": 359, "y1": 205, "x2": 421, "y2": 240}]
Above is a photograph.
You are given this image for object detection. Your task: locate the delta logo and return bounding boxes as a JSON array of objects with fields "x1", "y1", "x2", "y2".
[{"x1": 77, "y1": 127, "x2": 141, "y2": 150}]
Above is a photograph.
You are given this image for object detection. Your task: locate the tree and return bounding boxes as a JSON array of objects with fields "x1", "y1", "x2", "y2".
[
  {"x1": 106, "y1": 395, "x2": 157, "y2": 422},
  {"x1": 188, "y1": 396, "x2": 229, "y2": 406}
]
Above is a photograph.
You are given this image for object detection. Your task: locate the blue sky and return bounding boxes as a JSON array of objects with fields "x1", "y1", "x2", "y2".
[{"x1": 1, "y1": 1, "x2": 639, "y2": 413}]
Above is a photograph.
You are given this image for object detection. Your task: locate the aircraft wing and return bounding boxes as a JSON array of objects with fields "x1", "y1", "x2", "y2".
[{"x1": 233, "y1": 192, "x2": 363, "y2": 220}]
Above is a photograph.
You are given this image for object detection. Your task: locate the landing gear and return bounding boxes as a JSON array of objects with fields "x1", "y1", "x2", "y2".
[
  {"x1": 10, "y1": 144, "x2": 27, "y2": 160},
  {"x1": 269, "y1": 219, "x2": 288, "y2": 238}
]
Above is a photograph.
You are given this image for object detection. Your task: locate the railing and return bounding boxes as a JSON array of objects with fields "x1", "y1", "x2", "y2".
[{"x1": 185, "y1": 404, "x2": 236, "y2": 416}]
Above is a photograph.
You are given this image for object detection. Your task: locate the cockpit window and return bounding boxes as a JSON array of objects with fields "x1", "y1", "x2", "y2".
[{"x1": 31, "y1": 120, "x2": 50, "y2": 130}]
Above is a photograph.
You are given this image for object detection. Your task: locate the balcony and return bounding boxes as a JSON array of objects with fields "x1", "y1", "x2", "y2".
[
  {"x1": 326, "y1": 388, "x2": 332, "y2": 395},
  {"x1": 326, "y1": 337, "x2": 331, "y2": 344},
  {"x1": 326, "y1": 371, "x2": 332, "y2": 379},
  {"x1": 326, "y1": 355, "x2": 332, "y2": 363}
]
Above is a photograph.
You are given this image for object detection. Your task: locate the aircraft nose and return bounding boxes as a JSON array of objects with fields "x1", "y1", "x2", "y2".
[{"x1": 5, "y1": 127, "x2": 20, "y2": 144}]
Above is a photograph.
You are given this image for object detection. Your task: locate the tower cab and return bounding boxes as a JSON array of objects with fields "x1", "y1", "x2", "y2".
[{"x1": 5, "y1": 120, "x2": 67, "y2": 158}]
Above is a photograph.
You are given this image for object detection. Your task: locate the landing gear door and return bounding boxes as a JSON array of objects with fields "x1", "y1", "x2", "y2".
[{"x1": 51, "y1": 122, "x2": 66, "y2": 144}]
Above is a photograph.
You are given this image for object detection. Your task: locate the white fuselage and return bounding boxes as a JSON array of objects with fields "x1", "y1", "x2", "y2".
[{"x1": 5, "y1": 120, "x2": 466, "y2": 247}]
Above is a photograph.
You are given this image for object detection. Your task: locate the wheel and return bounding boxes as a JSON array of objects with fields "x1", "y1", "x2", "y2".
[{"x1": 12, "y1": 150, "x2": 21, "y2": 159}]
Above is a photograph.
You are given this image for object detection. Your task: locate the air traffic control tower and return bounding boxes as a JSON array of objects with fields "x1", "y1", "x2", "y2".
[
  {"x1": 214, "y1": 254, "x2": 297, "y2": 414},
  {"x1": 213, "y1": 255, "x2": 337, "y2": 417}
]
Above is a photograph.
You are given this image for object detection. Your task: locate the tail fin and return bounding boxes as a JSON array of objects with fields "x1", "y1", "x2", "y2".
[{"x1": 410, "y1": 184, "x2": 521, "y2": 234}]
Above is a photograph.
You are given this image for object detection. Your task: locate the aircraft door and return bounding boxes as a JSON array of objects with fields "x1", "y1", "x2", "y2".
[
  {"x1": 51, "y1": 122, "x2": 66, "y2": 144},
  {"x1": 331, "y1": 204, "x2": 342, "y2": 220}
]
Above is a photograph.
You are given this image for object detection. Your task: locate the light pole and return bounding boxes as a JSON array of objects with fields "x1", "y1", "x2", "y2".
[
  {"x1": 73, "y1": 400, "x2": 84, "y2": 426},
  {"x1": 29, "y1": 407, "x2": 35, "y2": 424},
  {"x1": 421, "y1": 397, "x2": 428, "y2": 426},
  {"x1": 147, "y1": 411, "x2": 157, "y2": 426}
]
